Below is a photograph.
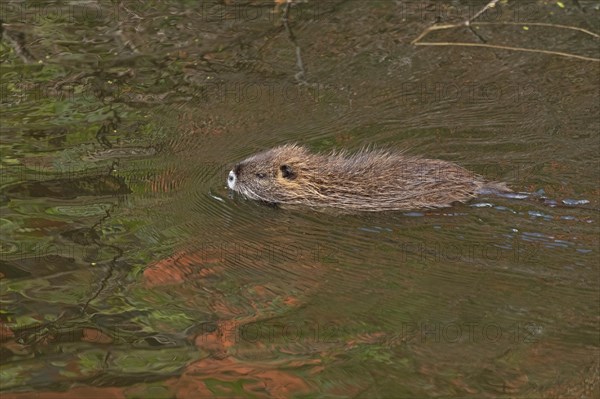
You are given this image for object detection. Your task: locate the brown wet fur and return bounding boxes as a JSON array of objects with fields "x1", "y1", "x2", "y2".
[{"x1": 228, "y1": 144, "x2": 510, "y2": 212}]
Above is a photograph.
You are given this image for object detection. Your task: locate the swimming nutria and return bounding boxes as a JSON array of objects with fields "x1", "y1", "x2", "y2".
[{"x1": 227, "y1": 144, "x2": 510, "y2": 211}]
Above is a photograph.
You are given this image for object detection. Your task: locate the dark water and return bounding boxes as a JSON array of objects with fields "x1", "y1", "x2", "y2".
[{"x1": 1, "y1": 1, "x2": 599, "y2": 398}]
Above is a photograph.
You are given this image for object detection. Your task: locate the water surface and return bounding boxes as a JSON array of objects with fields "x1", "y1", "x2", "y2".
[{"x1": 1, "y1": 1, "x2": 598, "y2": 398}]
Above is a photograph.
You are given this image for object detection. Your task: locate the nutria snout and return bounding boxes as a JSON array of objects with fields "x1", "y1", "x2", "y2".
[{"x1": 227, "y1": 144, "x2": 510, "y2": 211}]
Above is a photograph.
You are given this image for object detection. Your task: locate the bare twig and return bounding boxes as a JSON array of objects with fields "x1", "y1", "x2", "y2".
[
  {"x1": 466, "y1": 0, "x2": 500, "y2": 26},
  {"x1": 411, "y1": 0, "x2": 600, "y2": 62},
  {"x1": 412, "y1": 41, "x2": 600, "y2": 62}
]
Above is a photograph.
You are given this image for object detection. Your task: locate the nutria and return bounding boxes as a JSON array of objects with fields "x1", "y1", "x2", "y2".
[{"x1": 226, "y1": 144, "x2": 510, "y2": 211}]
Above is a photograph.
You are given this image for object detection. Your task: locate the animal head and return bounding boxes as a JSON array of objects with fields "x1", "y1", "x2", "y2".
[{"x1": 227, "y1": 144, "x2": 310, "y2": 202}]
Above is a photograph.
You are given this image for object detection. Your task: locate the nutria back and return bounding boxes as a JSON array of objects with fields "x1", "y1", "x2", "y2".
[{"x1": 227, "y1": 144, "x2": 509, "y2": 211}]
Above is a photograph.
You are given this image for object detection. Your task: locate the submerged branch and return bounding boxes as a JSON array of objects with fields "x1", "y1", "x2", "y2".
[{"x1": 0, "y1": 20, "x2": 37, "y2": 63}]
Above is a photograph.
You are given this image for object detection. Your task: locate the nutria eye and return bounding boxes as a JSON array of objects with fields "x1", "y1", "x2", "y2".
[
  {"x1": 256, "y1": 172, "x2": 266, "y2": 179},
  {"x1": 280, "y1": 164, "x2": 296, "y2": 180}
]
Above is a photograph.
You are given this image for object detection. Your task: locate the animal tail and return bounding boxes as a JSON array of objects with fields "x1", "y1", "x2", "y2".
[{"x1": 476, "y1": 181, "x2": 512, "y2": 195}]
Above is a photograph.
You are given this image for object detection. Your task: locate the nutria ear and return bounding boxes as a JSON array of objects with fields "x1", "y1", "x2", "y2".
[{"x1": 280, "y1": 164, "x2": 296, "y2": 180}]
